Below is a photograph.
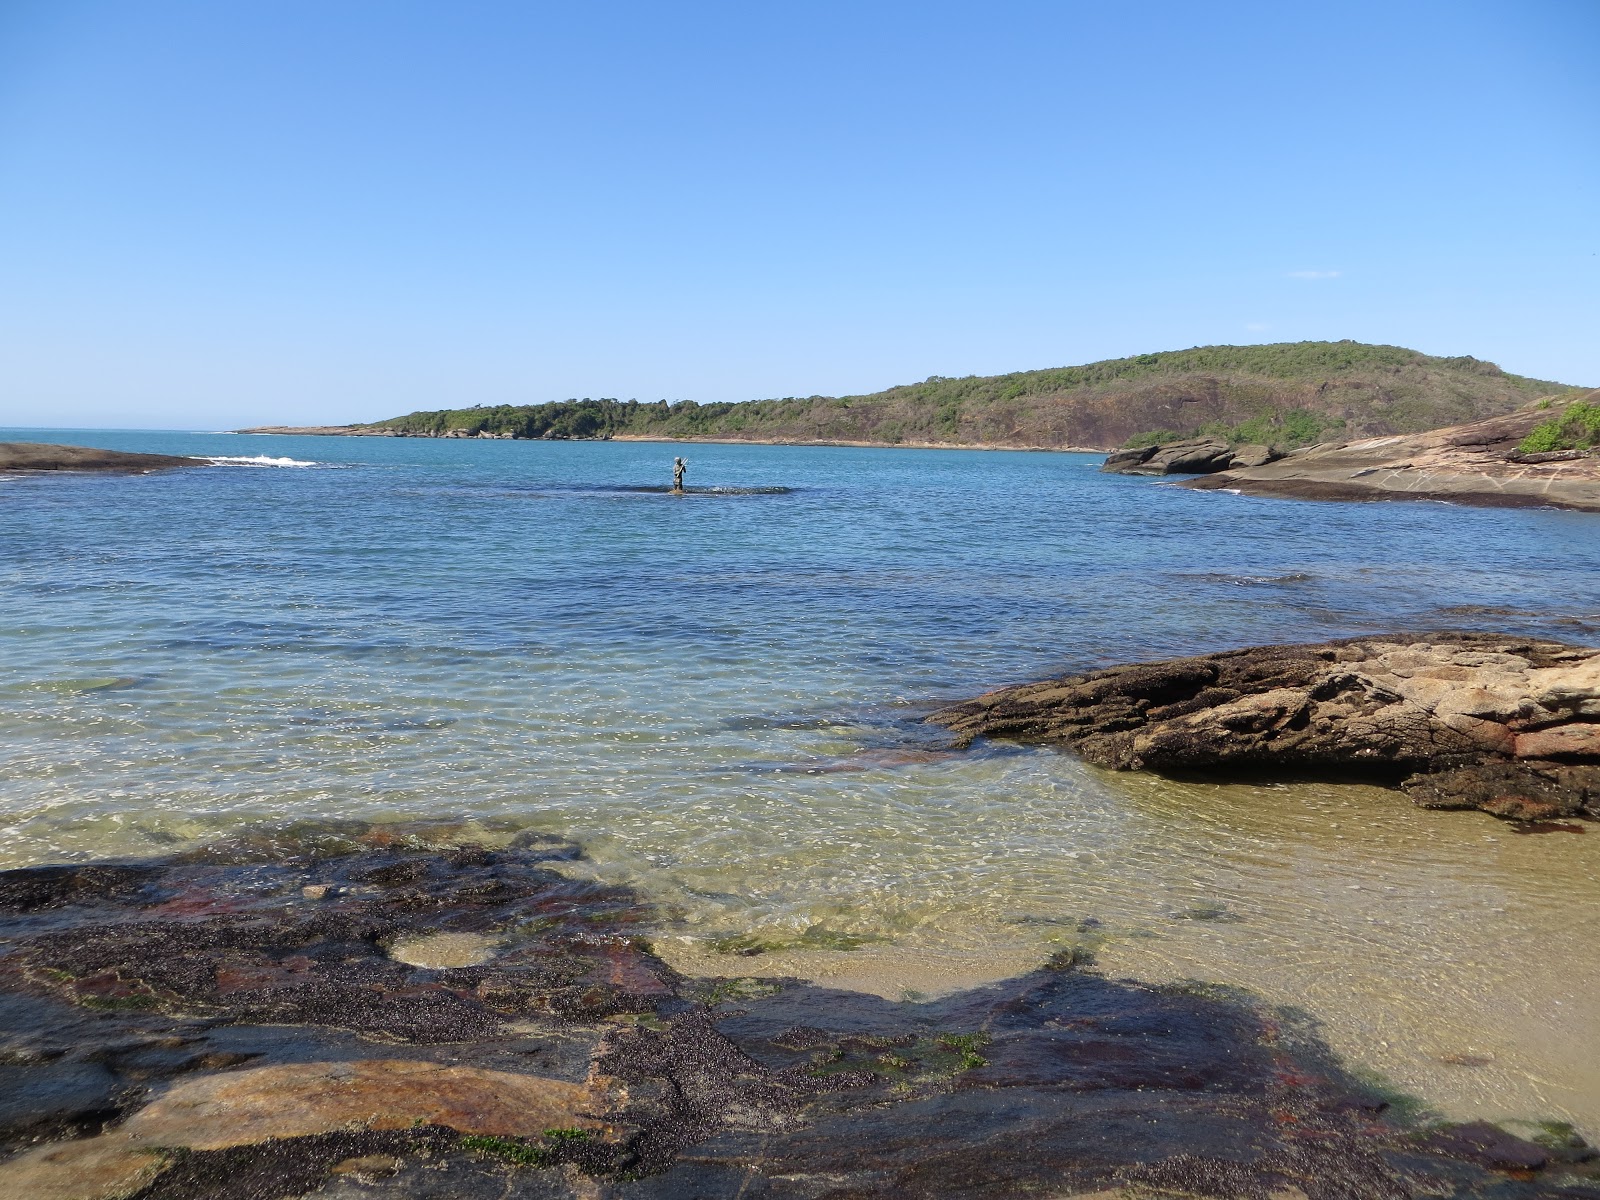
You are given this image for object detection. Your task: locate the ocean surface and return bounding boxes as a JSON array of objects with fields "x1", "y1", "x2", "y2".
[{"x1": 3, "y1": 428, "x2": 1599, "y2": 1135}]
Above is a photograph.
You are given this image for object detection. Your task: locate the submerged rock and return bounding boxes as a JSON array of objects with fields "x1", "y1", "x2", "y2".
[
  {"x1": 0, "y1": 826, "x2": 1595, "y2": 1197},
  {"x1": 119, "y1": 1059, "x2": 614, "y2": 1147},
  {"x1": 928, "y1": 632, "x2": 1600, "y2": 822}
]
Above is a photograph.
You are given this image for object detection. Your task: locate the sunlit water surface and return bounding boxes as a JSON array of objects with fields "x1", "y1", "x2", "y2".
[{"x1": 3, "y1": 429, "x2": 1598, "y2": 1134}]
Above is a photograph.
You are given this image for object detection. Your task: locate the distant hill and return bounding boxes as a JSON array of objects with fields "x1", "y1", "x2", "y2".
[{"x1": 289, "y1": 342, "x2": 1586, "y2": 451}]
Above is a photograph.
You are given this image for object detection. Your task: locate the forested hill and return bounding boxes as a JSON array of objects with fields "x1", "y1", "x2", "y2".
[{"x1": 338, "y1": 342, "x2": 1584, "y2": 451}]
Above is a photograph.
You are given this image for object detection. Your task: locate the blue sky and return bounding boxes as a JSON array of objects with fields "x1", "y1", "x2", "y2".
[{"x1": 1, "y1": 0, "x2": 1596, "y2": 429}]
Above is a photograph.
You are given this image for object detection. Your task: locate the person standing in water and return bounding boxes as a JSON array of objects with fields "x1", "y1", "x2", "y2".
[{"x1": 672, "y1": 456, "x2": 687, "y2": 493}]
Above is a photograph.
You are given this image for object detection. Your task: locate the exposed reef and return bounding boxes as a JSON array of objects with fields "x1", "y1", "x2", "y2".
[
  {"x1": 0, "y1": 442, "x2": 206, "y2": 473},
  {"x1": 1178, "y1": 392, "x2": 1600, "y2": 512},
  {"x1": 2, "y1": 821, "x2": 1595, "y2": 1198},
  {"x1": 929, "y1": 633, "x2": 1600, "y2": 822}
]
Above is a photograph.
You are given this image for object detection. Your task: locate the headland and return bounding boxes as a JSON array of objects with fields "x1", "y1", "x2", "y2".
[{"x1": 235, "y1": 340, "x2": 1583, "y2": 453}]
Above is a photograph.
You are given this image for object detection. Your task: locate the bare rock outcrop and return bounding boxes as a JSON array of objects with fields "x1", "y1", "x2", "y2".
[
  {"x1": 1100, "y1": 437, "x2": 1238, "y2": 475},
  {"x1": 1181, "y1": 390, "x2": 1600, "y2": 511},
  {"x1": 0, "y1": 442, "x2": 205, "y2": 472},
  {"x1": 929, "y1": 633, "x2": 1600, "y2": 821}
]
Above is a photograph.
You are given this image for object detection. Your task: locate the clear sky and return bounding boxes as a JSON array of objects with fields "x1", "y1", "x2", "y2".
[{"x1": 1, "y1": 0, "x2": 1596, "y2": 430}]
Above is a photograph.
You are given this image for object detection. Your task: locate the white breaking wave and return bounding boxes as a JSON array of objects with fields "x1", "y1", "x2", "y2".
[{"x1": 205, "y1": 455, "x2": 321, "y2": 468}]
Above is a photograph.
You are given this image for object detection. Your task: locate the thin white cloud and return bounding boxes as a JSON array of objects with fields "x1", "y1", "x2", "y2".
[
  {"x1": 1287, "y1": 269, "x2": 1342, "y2": 280},
  {"x1": 1244, "y1": 322, "x2": 1270, "y2": 332}
]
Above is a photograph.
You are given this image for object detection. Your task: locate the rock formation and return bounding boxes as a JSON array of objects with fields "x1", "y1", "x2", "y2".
[
  {"x1": 1, "y1": 821, "x2": 1593, "y2": 1198},
  {"x1": 1101, "y1": 439, "x2": 1285, "y2": 476},
  {"x1": 1180, "y1": 391, "x2": 1600, "y2": 511},
  {"x1": 0, "y1": 442, "x2": 206, "y2": 472},
  {"x1": 929, "y1": 633, "x2": 1600, "y2": 822}
]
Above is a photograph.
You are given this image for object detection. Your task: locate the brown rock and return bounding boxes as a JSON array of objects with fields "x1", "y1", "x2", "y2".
[
  {"x1": 119, "y1": 1059, "x2": 614, "y2": 1149},
  {"x1": 929, "y1": 633, "x2": 1600, "y2": 821},
  {"x1": 1434, "y1": 712, "x2": 1516, "y2": 754},
  {"x1": 1228, "y1": 443, "x2": 1278, "y2": 469},
  {"x1": 1514, "y1": 723, "x2": 1600, "y2": 760},
  {"x1": 1531, "y1": 657, "x2": 1600, "y2": 716},
  {"x1": 0, "y1": 1138, "x2": 167, "y2": 1200}
]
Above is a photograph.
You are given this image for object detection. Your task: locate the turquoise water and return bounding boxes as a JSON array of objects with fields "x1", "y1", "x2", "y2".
[{"x1": 4, "y1": 429, "x2": 1600, "y2": 1129}]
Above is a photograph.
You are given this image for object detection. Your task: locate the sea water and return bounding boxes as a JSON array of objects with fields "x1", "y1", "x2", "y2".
[{"x1": 3, "y1": 429, "x2": 1598, "y2": 1135}]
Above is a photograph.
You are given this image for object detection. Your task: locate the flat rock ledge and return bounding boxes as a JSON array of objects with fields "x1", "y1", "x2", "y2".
[
  {"x1": 929, "y1": 633, "x2": 1600, "y2": 822},
  {"x1": 1179, "y1": 391, "x2": 1600, "y2": 512},
  {"x1": 0, "y1": 442, "x2": 206, "y2": 472}
]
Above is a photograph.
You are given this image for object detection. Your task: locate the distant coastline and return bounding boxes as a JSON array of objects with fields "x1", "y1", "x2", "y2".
[
  {"x1": 232, "y1": 340, "x2": 1587, "y2": 455},
  {"x1": 613, "y1": 434, "x2": 1111, "y2": 453},
  {"x1": 234, "y1": 424, "x2": 1112, "y2": 453}
]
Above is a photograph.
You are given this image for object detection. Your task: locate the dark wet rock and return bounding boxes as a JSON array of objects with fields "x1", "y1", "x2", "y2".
[
  {"x1": 0, "y1": 1060, "x2": 122, "y2": 1140},
  {"x1": 1423, "y1": 1120, "x2": 1551, "y2": 1170},
  {"x1": 2, "y1": 825, "x2": 1597, "y2": 1198},
  {"x1": 1512, "y1": 448, "x2": 1596, "y2": 465},
  {"x1": 0, "y1": 442, "x2": 206, "y2": 472},
  {"x1": 1404, "y1": 761, "x2": 1600, "y2": 821},
  {"x1": 0, "y1": 848, "x2": 671, "y2": 1043},
  {"x1": 928, "y1": 632, "x2": 1600, "y2": 822},
  {"x1": 0, "y1": 863, "x2": 162, "y2": 912},
  {"x1": 1100, "y1": 437, "x2": 1235, "y2": 476},
  {"x1": 113, "y1": 1128, "x2": 470, "y2": 1200},
  {"x1": 1099, "y1": 445, "x2": 1157, "y2": 472}
]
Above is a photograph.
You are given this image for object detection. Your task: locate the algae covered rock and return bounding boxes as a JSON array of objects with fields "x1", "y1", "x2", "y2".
[{"x1": 1, "y1": 822, "x2": 1595, "y2": 1198}]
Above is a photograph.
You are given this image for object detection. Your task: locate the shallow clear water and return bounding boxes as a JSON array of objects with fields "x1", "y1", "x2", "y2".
[{"x1": 3, "y1": 429, "x2": 1599, "y2": 1132}]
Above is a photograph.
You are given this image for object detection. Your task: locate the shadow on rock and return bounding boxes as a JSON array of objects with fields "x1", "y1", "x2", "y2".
[{"x1": 0, "y1": 823, "x2": 1595, "y2": 1199}]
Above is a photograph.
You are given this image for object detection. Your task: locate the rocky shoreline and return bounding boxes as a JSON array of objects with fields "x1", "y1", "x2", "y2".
[
  {"x1": 929, "y1": 633, "x2": 1600, "y2": 823},
  {"x1": 2, "y1": 821, "x2": 1596, "y2": 1199},
  {"x1": 234, "y1": 425, "x2": 509, "y2": 438},
  {"x1": 0, "y1": 443, "x2": 206, "y2": 473},
  {"x1": 1096, "y1": 393, "x2": 1600, "y2": 512}
]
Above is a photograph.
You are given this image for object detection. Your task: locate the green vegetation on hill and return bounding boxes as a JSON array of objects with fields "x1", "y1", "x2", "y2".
[
  {"x1": 363, "y1": 341, "x2": 1582, "y2": 450},
  {"x1": 1123, "y1": 408, "x2": 1347, "y2": 451},
  {"x1": 1519, "y1": 400, "x2": 1600, "y2": 454}
]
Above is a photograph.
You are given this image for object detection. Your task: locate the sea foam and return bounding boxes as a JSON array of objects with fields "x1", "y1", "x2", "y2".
[{"x1": 205, "y1": 455, "x2": 321, "y2": 468}]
